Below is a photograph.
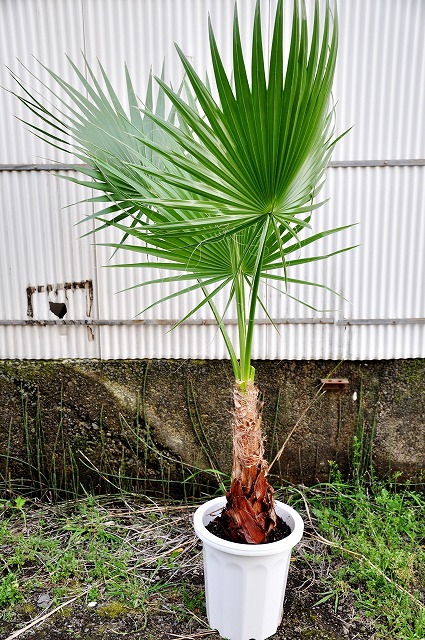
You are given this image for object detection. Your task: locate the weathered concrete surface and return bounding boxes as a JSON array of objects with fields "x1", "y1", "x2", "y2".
[{"x1": 0, "y1": 359, "x2": 424, "y2": 495}]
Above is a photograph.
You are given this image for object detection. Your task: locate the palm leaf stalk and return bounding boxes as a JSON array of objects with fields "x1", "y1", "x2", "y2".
[{"x1": 12, "y1": 0, "x2": 353, "y2": 543}]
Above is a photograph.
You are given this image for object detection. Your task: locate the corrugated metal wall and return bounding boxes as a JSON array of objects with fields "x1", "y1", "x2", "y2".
[{"x1": 1, "y1": 0, "x2": 424, "y2": 360}]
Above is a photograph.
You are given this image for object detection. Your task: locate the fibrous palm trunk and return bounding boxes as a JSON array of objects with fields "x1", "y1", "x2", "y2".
[{"x1": 221, "y1": 381, "x2": 277, "y2": 544}]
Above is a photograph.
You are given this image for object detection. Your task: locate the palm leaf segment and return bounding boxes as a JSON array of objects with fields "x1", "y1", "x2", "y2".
[
  {"x1": 11, "y1": 57, "x2": 190, "y2": 239},
  {"x1": 119, "y1": 0, "x2": 350, "y2": 383},
  {"x1": 13, "y1": 0, "x2": 352, "y2": 385}
]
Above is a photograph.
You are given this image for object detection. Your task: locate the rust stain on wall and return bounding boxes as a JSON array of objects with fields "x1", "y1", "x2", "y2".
[
  {"x1": 26, "y1": 281, "x2": 94, "y2": 342},
  {"x1": 26, "y1": 286, "x2": 36, "y2": 318}
]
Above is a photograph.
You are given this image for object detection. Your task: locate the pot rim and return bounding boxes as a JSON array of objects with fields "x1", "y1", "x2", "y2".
[{"x1": 193, "y1": 496, "x2": 304, "y2": 556}]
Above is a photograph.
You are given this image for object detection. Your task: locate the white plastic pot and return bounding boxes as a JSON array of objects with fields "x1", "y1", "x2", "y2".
[{"x1": 193, "y1": 496, "x2": 304, "y2": 640}]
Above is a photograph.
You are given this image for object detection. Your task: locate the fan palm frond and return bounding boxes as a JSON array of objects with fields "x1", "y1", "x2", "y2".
[{"x1": 12, "y1": 0, "x2": 353, "y2": 384}]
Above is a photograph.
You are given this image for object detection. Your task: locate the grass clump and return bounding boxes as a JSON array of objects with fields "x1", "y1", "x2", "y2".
[
  {"x1": 0, "y1": 495, "x2": 200, "y2": 626},
  {"x1": 296, "y1": 470, "x2": 425, "y2": 640},
  {"x1": 0, "y1": 572, "x2": 23, "y2": 608}
]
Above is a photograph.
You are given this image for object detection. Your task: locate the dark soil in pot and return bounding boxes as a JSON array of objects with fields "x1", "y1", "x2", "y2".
[{"x1": 206, "y1": 513, "x2": 292, "y2": 543}]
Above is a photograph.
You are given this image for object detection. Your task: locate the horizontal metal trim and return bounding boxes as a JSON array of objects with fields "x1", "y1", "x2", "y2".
[
  {"x1": 0, "y1": 164, "x2": 83, "y2": 172},
  {"x1": 342, "y1": 318, "x2": 425, "y2": 325},
  {"x1": 1, "y1": 159, "x2": 425, "y2": 172},
  {"x1": 1, "y1": 318, "x2": 424, "y2": 327},
  {"x1": 329, "y1": 159, "x2": 425, "y2": 168}
]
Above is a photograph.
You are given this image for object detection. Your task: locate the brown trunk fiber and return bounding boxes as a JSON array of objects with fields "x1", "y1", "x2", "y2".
[{"x1": 221, "y1": 381, "x2": 277, "y2": 544}]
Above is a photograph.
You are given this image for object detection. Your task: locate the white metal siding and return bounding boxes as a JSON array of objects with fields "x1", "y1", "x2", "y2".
[
  {"x1": 0, "y1": 0, "x2": 424, "y2": 360},
  {"x1": 0, "y1": 170, "x2": 99, "y2": 358}
]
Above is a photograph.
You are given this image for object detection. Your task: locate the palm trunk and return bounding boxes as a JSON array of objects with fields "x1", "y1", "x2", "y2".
[{"x1": 221, "y1": 381, "x2": 277, "y2": 544}]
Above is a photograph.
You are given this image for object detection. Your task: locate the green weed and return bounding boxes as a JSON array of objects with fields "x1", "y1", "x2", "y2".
[
  {"x1": 0, "y1": 572, "x2": 23, "y2": 608},
  {"x1": 0, "y1": 494, "x2": 201, "y2": 623},
  {"x1": 1, "y1": 371, "x2": 225, "y2": 504},
  {"x1": 302, "y1": 477, "x2": 425, "y2": 639}
]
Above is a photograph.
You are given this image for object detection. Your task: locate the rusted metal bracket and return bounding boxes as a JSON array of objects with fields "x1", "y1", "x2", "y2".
[
  {"x1": 26, "y1": 280, "x2": 93, "y2": 319},
  {"x1": 320, "y1": 378, "x2": 349, "y2": 390}
]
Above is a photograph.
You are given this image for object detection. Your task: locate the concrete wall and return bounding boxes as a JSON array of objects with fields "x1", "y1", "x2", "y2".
[{"x1": 1, "y1": 359, "x2": 423, "y2": 497}]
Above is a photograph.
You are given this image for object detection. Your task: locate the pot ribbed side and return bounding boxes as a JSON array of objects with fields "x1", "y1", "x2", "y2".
[{"x1": 194, "y1": 497, "x2": 304, "y2": 640}]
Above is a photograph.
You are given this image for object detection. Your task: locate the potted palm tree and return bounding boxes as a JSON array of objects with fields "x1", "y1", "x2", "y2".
[{"x1": 13, "y1": 0, "x2": 352, "y2": 637}]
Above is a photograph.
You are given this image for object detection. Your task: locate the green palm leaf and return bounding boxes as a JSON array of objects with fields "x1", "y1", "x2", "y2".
[{"x1": 12, "y1": 0, "x2": 352, "y2": 385}]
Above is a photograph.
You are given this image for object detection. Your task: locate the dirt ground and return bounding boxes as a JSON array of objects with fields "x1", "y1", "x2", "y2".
[
  {"x1": 1, "y1": 578, "x2": 375, "y2": 640},
  {"x1": 1, "y1": 526, "x2": 376, "y2": 640}
]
